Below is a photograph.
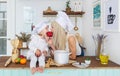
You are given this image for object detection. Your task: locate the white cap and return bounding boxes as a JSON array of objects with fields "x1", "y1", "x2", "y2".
[
  {"x1": 55, "y1": 11, "x2": 74, "y2": 32},
  {"x1": 32, "y1": 20, "x2": 49, "y2": 34}
]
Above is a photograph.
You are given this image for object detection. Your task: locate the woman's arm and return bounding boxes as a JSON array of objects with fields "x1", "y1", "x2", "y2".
[{"x1": 68, "y1": 36, "x2": 77, "y2": 60}]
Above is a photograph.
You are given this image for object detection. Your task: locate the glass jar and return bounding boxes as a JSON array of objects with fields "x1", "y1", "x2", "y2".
[{"x1": 100, "y1": 53, "x2": 109, "y2": 65}]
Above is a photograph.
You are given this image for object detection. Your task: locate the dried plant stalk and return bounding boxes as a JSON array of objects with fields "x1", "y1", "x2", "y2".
[{"x1": 92, "y1": 34, "x2": 107, "y2": 60}]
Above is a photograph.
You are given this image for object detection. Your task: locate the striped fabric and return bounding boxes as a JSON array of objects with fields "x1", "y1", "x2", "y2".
[{"x1": 0, "y1": 69, "x2": 120, "y2": 76}]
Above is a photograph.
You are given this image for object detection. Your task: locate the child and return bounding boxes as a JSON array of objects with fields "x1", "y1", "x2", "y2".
[{"x1": 27, "y1": 21, "x2": 49, "y2": 74}]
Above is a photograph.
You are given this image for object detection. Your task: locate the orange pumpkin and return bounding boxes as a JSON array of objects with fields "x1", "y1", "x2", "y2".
[{"x1": 20, "y1": 58, "x2": 27, "y2": 64}]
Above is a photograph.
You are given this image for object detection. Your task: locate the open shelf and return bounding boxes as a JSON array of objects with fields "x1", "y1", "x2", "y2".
[{"x1": 43, "y1": 11, "x2": 85, "y2": 17}]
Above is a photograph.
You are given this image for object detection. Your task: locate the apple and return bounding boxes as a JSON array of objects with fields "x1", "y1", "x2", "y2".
[
  {"x1": 15, "y1": 58, "x2": 21, "y2": 64},
  {"x1": 19, "y1": 55, "x2": 25, "y2": 59},
  {"x1": 46, "y1": 31, "x2": 53, "y2": 37}
]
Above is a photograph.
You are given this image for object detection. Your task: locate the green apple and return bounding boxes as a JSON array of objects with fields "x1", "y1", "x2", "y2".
[{"x1": 15, "y1": 58, "x2": 21, "y2": 63}]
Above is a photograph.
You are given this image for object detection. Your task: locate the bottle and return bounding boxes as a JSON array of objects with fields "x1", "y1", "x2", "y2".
[
  {"x1": 77, "y1": 1, "x2": 82, "y2": 12},
  {"x1": 74, "y1": 2, "x2": 77, "y2": 12}
]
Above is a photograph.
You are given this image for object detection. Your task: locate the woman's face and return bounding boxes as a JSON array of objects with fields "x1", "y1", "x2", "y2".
[{"x1": 51, "y1": 25, "x2": 54, "y2": 33}]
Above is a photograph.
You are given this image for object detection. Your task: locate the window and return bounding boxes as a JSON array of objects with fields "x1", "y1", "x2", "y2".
[{"x1": 0, "y1": 1, "x2": 7, "y2": 55}]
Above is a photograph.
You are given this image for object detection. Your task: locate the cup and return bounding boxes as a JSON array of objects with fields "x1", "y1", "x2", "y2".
[{"x1": 100, "y1": 53, "x2": 109, "y2": 65}]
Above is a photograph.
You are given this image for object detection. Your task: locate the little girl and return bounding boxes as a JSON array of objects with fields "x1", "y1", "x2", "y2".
[{"x1": 27, "y1": 21, "x2": 49, "y2": 74}]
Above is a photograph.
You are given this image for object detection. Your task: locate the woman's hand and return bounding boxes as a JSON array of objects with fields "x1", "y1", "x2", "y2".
[
  {"x1": 50, "y1": 50, "x2": 54, "y2": 58},
  {"x1": 35, "y1": 49, "x2": 42, "y2": 57},
  {"x1": 47, "y1": 38, "x2": 53, "y2": 46},
  {"x1": 47, "y1": 38, "x2": 56, "y2": 51}
]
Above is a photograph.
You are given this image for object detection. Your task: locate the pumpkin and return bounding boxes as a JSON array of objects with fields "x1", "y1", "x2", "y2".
[{"x1": 20, "y1": 58, "x2": 27, "y2": 64}]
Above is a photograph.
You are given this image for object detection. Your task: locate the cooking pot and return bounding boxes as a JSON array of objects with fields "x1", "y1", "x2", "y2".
[{"x1": 54, "y1": 50, "x2": 71, "y2": 65}]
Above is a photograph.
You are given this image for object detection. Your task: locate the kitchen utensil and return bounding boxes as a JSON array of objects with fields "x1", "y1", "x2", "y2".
[
  {"x1": 74, "y1": 16, "x2": 79, "y2": 31},
  {"x1": 74, "y1": 26, "x2": 79, "y2": 31},
  {"x1": 54, "y1": 50, "x2": 71, "y2": 65}
]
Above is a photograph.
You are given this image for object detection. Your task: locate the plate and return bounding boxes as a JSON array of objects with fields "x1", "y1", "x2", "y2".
[{"x1": 72, "y1": 62, "x2": 89, "y2": 68}]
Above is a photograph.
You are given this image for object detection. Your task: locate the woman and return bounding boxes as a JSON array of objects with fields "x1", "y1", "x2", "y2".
[{"x1": 49, "y1": 11, "x2": 83, "y2": 59}]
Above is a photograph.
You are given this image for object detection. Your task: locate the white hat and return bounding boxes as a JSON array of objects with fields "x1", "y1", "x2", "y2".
[
  {"x1": 55, "y1": 11, "x2": 74, "y2": 32},
  {"x1": 32, "y1": 20, "x2": 49, "y2": 34}
]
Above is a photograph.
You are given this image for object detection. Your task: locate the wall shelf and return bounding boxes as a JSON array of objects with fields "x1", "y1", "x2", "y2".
[{"x1": 43, "y1": 11, "x2": 85, "y2": 17}]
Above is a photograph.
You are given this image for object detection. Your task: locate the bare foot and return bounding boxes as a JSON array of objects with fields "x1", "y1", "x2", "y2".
[
  {"x1": 31, "y1": 67, "x2": 37, "y2": 75},
  {"x1": 37, "y1": 67, "x2": 44, "y2": 73}
]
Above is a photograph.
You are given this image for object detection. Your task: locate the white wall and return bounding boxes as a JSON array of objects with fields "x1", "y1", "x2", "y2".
[
  {"x1": 104, "y1": 32, "x2": 120, "y2": 65},
  {"x1": 82, "y1": 0, "x2": 96, "y2": 56}
]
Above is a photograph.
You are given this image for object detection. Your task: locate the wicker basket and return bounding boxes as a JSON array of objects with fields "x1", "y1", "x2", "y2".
[
  {"x1": 11, "y1": 39, "x2": 20, "y2": 63},
  {"x1": 12, "y1": 49, "x2": 19, "y2": 63}
]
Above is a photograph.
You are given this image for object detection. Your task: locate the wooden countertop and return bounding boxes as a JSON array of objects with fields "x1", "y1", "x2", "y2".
[{"x1": 0, "y1": 56, "x2": 120, "y2": 69}]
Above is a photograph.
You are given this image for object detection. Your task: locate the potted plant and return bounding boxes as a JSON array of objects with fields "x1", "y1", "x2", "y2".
[
  {"x1": 16, "y1": 32, "x2": 31, "y2": 48},
  {"x1": 66, "y1": 0, "x2": 71, "y2": 13},
  {"x1": 85, "y1": 57, "x2": 91, "y2": 65}
]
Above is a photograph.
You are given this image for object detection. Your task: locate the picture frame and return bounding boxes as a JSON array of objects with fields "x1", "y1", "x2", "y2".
[
  {"x1": 93, "y1": 0, "x2": 101, "y2": 29},
  {"x1": 104, "y1": 0, "x2": 119, "y2": 32}
]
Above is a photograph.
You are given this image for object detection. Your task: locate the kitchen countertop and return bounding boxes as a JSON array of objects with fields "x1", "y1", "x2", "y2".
[{"x1": 0, "y1": 56, "x2": 120, "y2": 69}]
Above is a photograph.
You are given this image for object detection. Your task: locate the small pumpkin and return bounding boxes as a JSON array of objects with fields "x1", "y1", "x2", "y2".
[{"x1": 20, "y1": 58, "x2": 27, "y2": 64}]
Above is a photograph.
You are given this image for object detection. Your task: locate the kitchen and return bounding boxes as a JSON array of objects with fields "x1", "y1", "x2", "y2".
[{"x1": 0, "y1": 0, "x2": 120, "y2": 76}]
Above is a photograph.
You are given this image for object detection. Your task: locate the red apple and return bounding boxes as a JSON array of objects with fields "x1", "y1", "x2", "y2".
[
  {"x1": 19, "y1": 55, "x2": 25, "y2": 59},
  {"x1": 46, "y1": 31, "x2": 53, "y2": 37}
]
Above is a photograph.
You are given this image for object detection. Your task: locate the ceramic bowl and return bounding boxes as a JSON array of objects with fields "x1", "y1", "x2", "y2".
[{"x1": 85, "y1": 60, "x2": 91, "y2": 65}]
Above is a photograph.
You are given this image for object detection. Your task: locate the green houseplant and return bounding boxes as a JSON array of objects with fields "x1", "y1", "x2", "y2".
[
  {"x1": 85, "y1": 57, "x2": 91, "y2": 65},
  {"x1": 16, "y1": 32, "x2": 31, "y2": 42},
  {"x1": 16, "y1": 32, "x2": 31, "y2": 48}
]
